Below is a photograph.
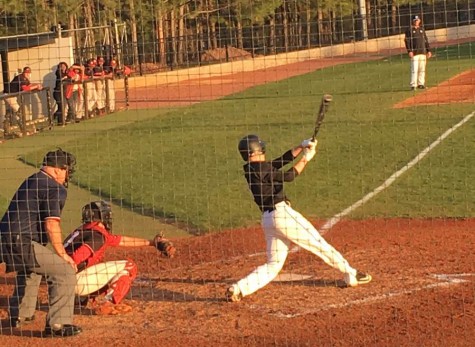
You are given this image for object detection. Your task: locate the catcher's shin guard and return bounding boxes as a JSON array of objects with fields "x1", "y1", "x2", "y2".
[{"x1": 108, "y1": 260, "x2": 138, "y2": 304}]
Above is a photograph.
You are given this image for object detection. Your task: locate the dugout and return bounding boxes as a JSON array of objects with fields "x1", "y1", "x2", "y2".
[{"x1": 0, "y1": 27, "x2": 74, "y2": 134}]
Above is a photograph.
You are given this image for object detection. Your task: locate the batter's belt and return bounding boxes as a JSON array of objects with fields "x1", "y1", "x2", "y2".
[{"x1": 263, "y1": 200, "x2": 291, "y2": 213}]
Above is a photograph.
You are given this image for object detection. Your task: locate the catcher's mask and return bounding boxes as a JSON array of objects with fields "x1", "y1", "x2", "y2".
[
  {"x1": 42, "y1": 148, "x2": 76, "y2": 187},
  {"x1": 238, "y1": 134, "x2": 266, "y2": 161},
  {"x1": 82, "y1": 200, "x2": 113, "y2": 231}
]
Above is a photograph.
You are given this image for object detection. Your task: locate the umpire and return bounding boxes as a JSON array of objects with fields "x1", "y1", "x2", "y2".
[{"x1": 0, "y1": 149, "x2": 82, "y2": 337}]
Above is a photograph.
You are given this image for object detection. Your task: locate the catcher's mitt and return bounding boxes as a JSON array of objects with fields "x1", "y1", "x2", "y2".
[{"x1": 153, "y1": 233, "x2": 176, "y2": 258}]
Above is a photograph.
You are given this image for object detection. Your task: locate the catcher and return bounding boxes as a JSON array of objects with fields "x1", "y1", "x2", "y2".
[{"x1": 63, "y1": 200, "x2": 175, "y2": 312}]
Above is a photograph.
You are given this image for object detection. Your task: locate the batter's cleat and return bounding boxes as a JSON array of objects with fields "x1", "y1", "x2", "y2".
[
  {"x1": 410, "y1": 87, "x2": 416, "y2": 91},
  {"x1": 417, "y1": 85, "x2": 426, "y2": 89},
  {"x1": 225, "y1": 286, "x2": 242, "y2": 302},
  {"x1": 344, "y1": 271, "x2": 372, "y2": 287}
]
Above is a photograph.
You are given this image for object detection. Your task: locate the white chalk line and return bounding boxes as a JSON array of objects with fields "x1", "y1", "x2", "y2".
[
  {"x1": 168, "y1": 111, "x2": 474, "y2": 268},
  {"x1": 319, "y1": 110, "x2": 475, "y2": 234},
  {"x1": 255, "y1": 273, "x2": 475, "y2": 319}
]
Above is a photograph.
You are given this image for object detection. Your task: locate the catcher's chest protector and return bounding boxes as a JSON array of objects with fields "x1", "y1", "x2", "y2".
[{"x1": 65, "y1": 222, "x2": 114, "y2": 267}]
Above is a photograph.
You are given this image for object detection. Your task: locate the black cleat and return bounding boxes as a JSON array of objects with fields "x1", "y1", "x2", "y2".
[
  {"x1": 417, "y1": 85, "x2": 426, "y2": 89},
  {"x1": 43, "y1": 324, "x2": 82, "y2": 337},
  {"x1": 10, "y1": 315, "x2": 35, "y2": 328}
]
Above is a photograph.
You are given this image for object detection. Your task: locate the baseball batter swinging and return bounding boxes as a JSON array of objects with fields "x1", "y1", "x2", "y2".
[{"x1": 226, "y1": 135, "x2": 372, "y2": 302}]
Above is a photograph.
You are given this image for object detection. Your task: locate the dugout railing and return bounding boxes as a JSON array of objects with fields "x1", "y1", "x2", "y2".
[
  {"x1": 1, "y1": 75, "x2": 129, "y2": 139},
  {"x1": 1, "y1": 87, "x2": 53, "y2": 139},
  {"x1": 56, "y1": 74, "x2": 129, "y2": 126}
]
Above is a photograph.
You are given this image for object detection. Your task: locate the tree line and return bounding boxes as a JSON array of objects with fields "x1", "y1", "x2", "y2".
[{"x1": 0, "y1": 1, "x2": 473, "y2": 71}]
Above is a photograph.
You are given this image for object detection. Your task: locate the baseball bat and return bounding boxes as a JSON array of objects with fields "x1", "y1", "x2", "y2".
[{"x1": 312, "y1": 94, "x2": 332, "y2": 140}]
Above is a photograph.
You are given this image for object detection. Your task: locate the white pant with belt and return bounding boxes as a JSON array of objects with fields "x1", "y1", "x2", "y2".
[
  {"x1": 410, "y1": 54, "x2": 427, "y2": 87},
  {"x1": 236, "y1": 202, "x2": 357, "y2": 297}
]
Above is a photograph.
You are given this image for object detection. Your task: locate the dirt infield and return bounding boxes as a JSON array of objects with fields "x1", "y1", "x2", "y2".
[
  {"x1": 1, "y1": 219, "x2": 474, "y2": 346},
  {"x1": 395, "y1": 69, "x2": 475, "y2": 108},
  {"x1": 1, "y1": 54, "x2": 475, "y2": 346}
]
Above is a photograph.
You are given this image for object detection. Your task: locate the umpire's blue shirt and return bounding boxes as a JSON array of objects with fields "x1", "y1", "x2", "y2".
[{"x1": 0, "y1": 170, "x2": 67, "y2": 272}]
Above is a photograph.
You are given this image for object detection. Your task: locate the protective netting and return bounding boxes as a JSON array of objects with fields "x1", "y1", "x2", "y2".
[{"x1": 0, "y1": 1, "x2": 474, "y2": 345}]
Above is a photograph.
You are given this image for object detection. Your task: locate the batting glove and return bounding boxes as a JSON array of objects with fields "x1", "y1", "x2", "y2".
[
  {"x1": 303, "y1": 147, "x2": 316, "y2": 161},
  {"x1": 301, "y1": 138, "x2": 313, "y2": 148},
  {"x1": 308, "y1": 140, "x2": 317, "y2": 150}
]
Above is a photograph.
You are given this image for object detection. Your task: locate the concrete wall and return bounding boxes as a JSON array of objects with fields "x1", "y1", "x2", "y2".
[{"x1": 126, "y1": 24, "x2": 475, "y2": 90}]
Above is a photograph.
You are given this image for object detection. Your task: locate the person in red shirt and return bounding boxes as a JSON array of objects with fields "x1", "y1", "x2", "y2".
[{"x1": 63, "y1": 201, "x2": 170, "y2": 310}]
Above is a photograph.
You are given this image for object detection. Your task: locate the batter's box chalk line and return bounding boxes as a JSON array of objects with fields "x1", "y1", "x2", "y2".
[{"x1": 250, "y1": 272, "x2": 475, "y2": 319}]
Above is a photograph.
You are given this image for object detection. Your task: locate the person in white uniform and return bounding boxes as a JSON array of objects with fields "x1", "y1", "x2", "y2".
[{"x1": 226, "y1": 135, "x2": 372, "y2": 302}]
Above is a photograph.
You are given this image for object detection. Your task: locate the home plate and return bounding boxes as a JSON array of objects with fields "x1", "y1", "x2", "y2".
[{"x1": 273, "y1": 273, "x2": 313, "y2": 282}]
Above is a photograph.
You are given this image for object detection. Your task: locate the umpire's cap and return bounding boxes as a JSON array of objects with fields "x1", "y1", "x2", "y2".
[
  {"x1": 43, "y1": 148, "x2": 76, "y2": 175},
  {"x1": 238, "y1": 134, "x2": 266, "y2": 161}
]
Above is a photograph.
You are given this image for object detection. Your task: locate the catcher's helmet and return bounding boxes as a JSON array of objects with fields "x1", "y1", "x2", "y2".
[
  {"x1": 238, "y1": 134, "x2": 266, "y2": 161},
  {"x1": 82, "y1": 200, "x2": 113, "y2": 231}
]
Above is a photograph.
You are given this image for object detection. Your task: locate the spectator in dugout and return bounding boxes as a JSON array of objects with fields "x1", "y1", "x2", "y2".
[
  {"x1": 3, "y1": 67, "x2": 43, "y2": 122},
  {"x1": 93, "y1": 56, "x2": 107, "y2": 116},
  {"x1": 83, "y1": 58, "x2": 98, "y2": 117},
  {"x1": 103, "y1": 58, "x2": 117, "y2": 113},
  {"x1": 104, "y1": 58, "x2": 132, "y2": 113},
  {"x1": 63, "y1": 63, "x2": 84, "y2": 123},
  {"x1": 53, "y1": 62, "x2": 69, "y2": 124}
]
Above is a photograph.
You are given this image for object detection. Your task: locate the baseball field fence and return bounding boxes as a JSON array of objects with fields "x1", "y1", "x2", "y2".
[{"x1": 0, "y1": 1, "x2": 474, "y2": 346}]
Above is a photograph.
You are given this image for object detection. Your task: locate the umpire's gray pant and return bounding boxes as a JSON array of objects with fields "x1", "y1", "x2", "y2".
[{"x1": 9, "y1": 242, "x2": 77, "y2": 327}]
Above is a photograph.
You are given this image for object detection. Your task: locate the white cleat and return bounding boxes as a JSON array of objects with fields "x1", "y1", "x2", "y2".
[
  {"x1": 225, "y1": 285, "x2": 243, "y2": 302},
  {"x1": 345, "y1": 271, "x2": 372, "y2": 287}
]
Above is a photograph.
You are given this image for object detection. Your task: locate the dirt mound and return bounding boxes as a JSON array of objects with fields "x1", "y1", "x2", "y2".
[{"x1": 200, "y1": 46, "x2": 252, "y2": 62}]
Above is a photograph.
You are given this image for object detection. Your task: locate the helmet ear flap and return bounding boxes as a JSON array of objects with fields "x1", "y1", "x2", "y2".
[{"x1": 238, "y1": 134, "x2": 265, "y2": 161}]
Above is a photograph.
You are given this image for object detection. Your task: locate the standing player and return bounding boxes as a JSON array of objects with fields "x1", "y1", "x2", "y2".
[
  {"x1": 226, "y1": 135, "x2": 372, "y2": 302},
  {"x1": 63, "y1": 200, "x2": 175, "y2": 312},
  {"x1": 405, "y1": 15, "x2": 431, "y2": 90},
  {"x1": 0, "y1": 149, "x2": 82, "y2": 337}
]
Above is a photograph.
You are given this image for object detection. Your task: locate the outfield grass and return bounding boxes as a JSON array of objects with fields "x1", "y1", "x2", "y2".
[{"x1": 2, "y1": 43, "x2": 474, "y2": 234}]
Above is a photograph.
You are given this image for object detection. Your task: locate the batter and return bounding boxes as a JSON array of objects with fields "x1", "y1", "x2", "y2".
[{"x1": 226, "y1": 135, "x2": 372, "y2": 302}]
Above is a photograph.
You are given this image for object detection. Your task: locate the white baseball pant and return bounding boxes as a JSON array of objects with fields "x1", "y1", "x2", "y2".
[
  {"x1": 236, "y1": 201, "x2": 357, "y2": 297},
  {"x1": 410, "y1": 54, "x2": 427, "y2": 87}
]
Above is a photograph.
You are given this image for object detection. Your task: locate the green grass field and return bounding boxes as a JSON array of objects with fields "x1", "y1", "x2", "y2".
[{"x1": 1, "y1": 43, "x2": 474, "y2": 235}]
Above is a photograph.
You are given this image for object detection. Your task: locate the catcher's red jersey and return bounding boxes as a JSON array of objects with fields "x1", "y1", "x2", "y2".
[{"x1": 64, "y1": 222, "x2": 122, "y2": 271}]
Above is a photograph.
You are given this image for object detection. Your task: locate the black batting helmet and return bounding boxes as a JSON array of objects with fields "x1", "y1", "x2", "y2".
[
  {"x1": 238, "y1": 134, "x2": 266, "y2": 161},
  {"x1": 82, "y1": 200, "x2": 113, "y2": 231}
]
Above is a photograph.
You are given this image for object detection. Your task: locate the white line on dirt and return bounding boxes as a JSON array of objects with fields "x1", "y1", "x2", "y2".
[
  {"x1": 266, "y1": 273, "x2": 475, "y2": 319},
  {"x1": 318, "y1": 111, "x2": 475, "y2": 234}
]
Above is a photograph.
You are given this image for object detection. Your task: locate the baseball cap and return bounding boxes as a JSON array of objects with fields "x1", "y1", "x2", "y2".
[
  {"x1": 43, "y1": 149, "x2": 76, "y2": 171},
  {"x1": 412, "y1": 15, "x2": 420, "y2": 21}
]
